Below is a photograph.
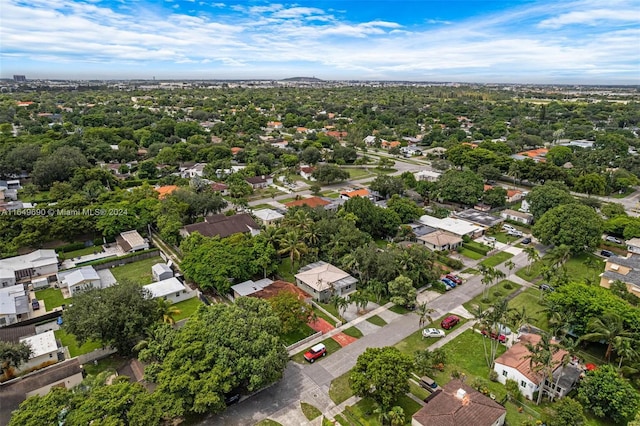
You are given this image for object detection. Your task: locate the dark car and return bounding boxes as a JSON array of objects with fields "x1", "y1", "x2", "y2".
[
  {"x1": 600, "y1": 250, "x2": 615, "y2": 257},
  {"x1": 31, "y1": 299, "x2": 40, "y2": 310},
  {"x1": 539, "y1": 284, "x2": 555, "y2": 292},
  {"x1": 481, "y1": 329, "x2": 507, "y2": 343},
  {"x1": 440, "y1": 315, "x2": 460, "y2": 330},
  {"x1": 521, "y1": 237, "x2": 531, "y2": 244},
  {"x1": 419, "y1": 376, "x2": 438, "y2": 392},
  {"x1": 224, "y1": 391, "x2": 241, "y2": 406},
  {"x1": 445, "y1": 274, "x2": 463, "y2": 285}
]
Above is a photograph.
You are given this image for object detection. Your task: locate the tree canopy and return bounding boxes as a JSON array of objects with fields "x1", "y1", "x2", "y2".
[
  {"x1": 532, "y1": 203, "x2": 604, "y2": 253},
  {"x1": 435, "y1": 169, "x2": 483, "y2": 206}
]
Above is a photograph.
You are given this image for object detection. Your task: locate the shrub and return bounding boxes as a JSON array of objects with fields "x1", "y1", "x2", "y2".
[
  {"x1": 492, "y1": 291, "x2": 503, "y2": 298},
  {"x1": 489, "y1": 370, "x2": 499, "y2": 382},
  {"x1": 502, "y1": 282, "x2": 513, "y2": 290},
  {"x1": 55, "y1": 242, "x2": 87, "y2": 253}
]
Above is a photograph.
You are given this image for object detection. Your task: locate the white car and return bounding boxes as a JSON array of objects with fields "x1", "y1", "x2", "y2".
[
  {"x1": 605, "y1": 236, "x2": 622, "y2": 244},
  {"x1": 422, "y1": 328, "x2": 446, "y2": 338},
  {"x1": 502, "y1": 224, "x2": 515, "y2": 231}
]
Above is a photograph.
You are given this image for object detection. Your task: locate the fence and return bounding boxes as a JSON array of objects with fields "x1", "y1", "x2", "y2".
[
  {"x1": 311, "y1": 301, "x2": 342, "y2": 327},
  {"x1": 76, "y1": 347, "x2": 118, "y2": 365},
  {"x1": 92, "y1": 249, "x2": 160, "y2": 270},
  {"x1": 285, "y1": 331, "x2": 323, "y2": 352}
]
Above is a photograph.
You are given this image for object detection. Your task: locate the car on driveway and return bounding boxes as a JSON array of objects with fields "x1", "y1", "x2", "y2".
[
  {"x1": 600, "y1": 250, "x2": 615, "y2": 257},
  {"x1": 502, "y1": 224, "x2": 515, "y2": 232},
  {"x1": 440, "y1": 315, "x2": 460, "y2": 330},
  {"x1": 539, "y1": 284, "x2": 555, "y2": 292},
  {"x1": 420, "y1": 376, "x2": 439, "y2": 392},
  {"x1": 481, "y1": 329, "x2": 507, "y2": 343},
  {"x1": 508, "y1": 230, "x2": 524, "y2": 237},
  {"x1": 521, "y1": 237, "x2": 532, "y2": 244},
  {"x1": 422, "y1": 328, "x2": 446, "y2": 338},
  {"x1": 445, "y1": 274, "x2": 462, "y2": 285},
  {"x1": 605, "y1": 236, "x2": 622, "y2": 244},
  {"x1": 441, "y1": 277, "x2": 456, "y2": 288},
  {"x1": 303, "y1": 343, "x2": 327, "y2": 363}
]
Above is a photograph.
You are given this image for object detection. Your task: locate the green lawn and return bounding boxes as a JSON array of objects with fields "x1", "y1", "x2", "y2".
[
  {"x1": 343, "y1": 326, "x2": 364, "y2": 339},
  {"x1": 458, "y1": 248, "x2": 484, "y2": 260},
  {"x1": 317, "y1": 301, "x2": 344, "y2": 322},
  {"x1": 395, "y1": 313, "x2": 469, "y2": 355},
  {"x1": 389, "y1": 304, "x2": 411, "y2": 315},
  {"x1": 462, "y1": 280, "x2": 521, "y2": 312},
  {"x1": 291, "y1": 338, "x2": 342, "y2": 364},
  {"x1": 342, "y1": 395, "x2": 422, "y2": 426},
  {"x1": 55, "y1": 329, "x2": 103, "y2": 357},
  {"x1": 489, "y1": 231, "x2": 520, "y2": 244},
  {"x1": 110, "y1": 256, "x2": 164, "y2": 285},
  {"x1": 343, "y1": 167, "x2": 375, "y2": 179},
  {"x1": 35, "y1": 288, "x2": 69, "y2": 311},
  {"x1": 58, "y1": 246, "x2": 103, "y2": 260},
  {"x1": 320, "y1": 190, "x2": 340, "y2": 199},
  {"x1": 281, "y1": 324, "x2": 317, "y2": 346},
  {"x1": 279, "y1": 197, "x2": 296, "y2": 204},
  {"x1": 366, "y1": 315, "x2": 387, "y2": 326},
  {"x1": 82, "y1": 355, "x2": 128, "y2": 377},
  {"x1": 461, "y1": 267, "x2": 479, "y2": 275},
  {"x1": 516, "y1": 252, "x2": 604, "y2": 284},
  {"x1": 374, "y1": 238, "x2": 390, "y2": 248},
  {"x1": 172, "y1": 297, "x2": 204, "y2": 322},
  {"x1": 300, "y1": 402, "x2": 322, "y2": 421},
  {"x1": 277, "y1": 258, "x2": 296, "y2": 282},
  {"x1": 409, "y1": 381, "x2": 431, "y2": 400},
  {"x1": 329, "y1": 371, "x2": 354, "y2": 404},
  {"x1": 479, "y1": 251, "x2": 514, "y2": 268},
  {"x1": 507, "y1": 287, "x2": 549, "y2": 330}
]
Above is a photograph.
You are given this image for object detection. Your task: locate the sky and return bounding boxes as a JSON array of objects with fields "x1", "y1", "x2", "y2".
[{"x1": 1, "y1": 0, "x2": 639, "y2": 84}]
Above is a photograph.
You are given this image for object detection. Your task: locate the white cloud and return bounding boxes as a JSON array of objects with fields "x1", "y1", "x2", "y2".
[{"x1": 538, "y1": 8, "x2": 640, "y2": 28}]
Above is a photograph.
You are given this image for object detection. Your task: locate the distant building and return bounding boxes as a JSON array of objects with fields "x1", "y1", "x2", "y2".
[
  {"x1": 116, "y1": 230, "x2": 149, "y2": 253},
  {"x1": 600, "y1": 253, "x2": 640, "y2": 296},
  {"x1": 245, "y1": 175, "x2": 273, "y2": 189},
  {"x1": 13, "y1": 75, "x2": 26, "y2": 82},
  {"x1": 284, "y1": 196, "x2": 331, "y2": 209},
  {"x1": 340, "y1": 188, "x2": 371, "y2": 200},
  {"x1": 56, "y1": 266, "x2": 105, "y2": 297},
  {"x1": 417, "y1": 230, "x2": 463, "y2": 252},
  {"x1": 143, "y1": 277, "x2": 195, "y2": 304},
  {"x1": 501, "y1": 209, "x2": 534, "y2": 225},
  {"x1": 180, "y1": 163, "x2": 207, "y2": 179},
  {"x1": 454, "y1": 209, "x2": 504, "y2": 229},
  {"x1": 295, "y1": 261, "x2": 357, "y2": 302},
  {"x1": 414, "y1": 170, "x2": 441, "y2": 182},
  {"x1": 180, "y1": 213, "x2": 260, "y2": 239},
  {"x1": 155, "y1": 185, "x2": 179, "y2": 199},
  {"x1": 253, "y1": 208, "x2": 284, "y2": 226},
  {"x1": 0, "y1": 249, "x2": 59, "y2": 285},
  {"x1": 299, "y1": 166, "x2": 316, "y2": 181},
  {"x1": 419, "y1": 215, "x2": 484, "y2": 239}
]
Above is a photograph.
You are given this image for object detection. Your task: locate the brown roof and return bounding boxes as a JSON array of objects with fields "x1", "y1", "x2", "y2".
[
  {"x1": 0, "y1": 323, "x2": 36, "y2": 343},
  {"x1": 413, "y1": 379, "x2": 506, "y2": 426},
  {"x1": 210, "y1": 182, "x2": 228, "y2": 191},
  {"x1": 116, "y1": 234, "x2": 131, "y2": 252},
  {"x1": 182, "y1": 213, "x2": 259, "y2": 239},
  {"x1": 251, "y1": 280, "x2": 311, "y2": 300},
  {"x1": 494, "y1": 334, "x2": 568, "y2": 384},
  {"x1": 284, "y1": 196, "x2": 330, "y2": 208},
  {"x1": 245, "y1": 175, "x2": 270, "y2": 184},
  {"x1": 417, "y1": 230, "x2": 463, "y2": 247},
  {"x1": 340, "y1": 188, "x2": 370, "y2": 198}
]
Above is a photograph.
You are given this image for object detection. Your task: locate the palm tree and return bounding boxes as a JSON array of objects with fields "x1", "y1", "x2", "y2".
[
  {"x1": 504, "y1": 260, "x2": 516, "y2": 277},
  {"x1": 524, "y1": 333, "x2": 560, "y2": 405},
  {"x1": 546, "y1": 244, "x2": 571, "y2": 268},
  {"x1": 508, "y1": 305, "x2": 532, "y2": 336},
  {"x1": 261, "y1": 226, "x2": 284, "y2": 250},
  {"x1": 330, "y1": 295, "x2": 349, "y2": 318},
  {"x1": 278, "y1": 231, "x2": 308, "y2": 272},
  {"x1": 524, "y1": 246, "x2": 540, "y2": 275},
  {"x1": 613, "y1": 336, "x2": 639, "y2": 369},
  {"x1": 580, "y1": 313, "x2": 634, "y2": 361},
  {"x1": 284, "y1": 209, "x2": 313, "y2": 232},
  {"x1": 480, "y1": 266, "x2": 505, "y2": 300},
  {"x1": 417, "y1": 302, "x2": 436, "y2": 330},
  {"x1": 388, "y1": 406, "x2": 405, "y2": 426},
  {"x1": 368, "y1": 279, "x2": 387, "y2": 304},
  {"x1": 156, "y1": 298, "x2": 182, "y2": 325}
]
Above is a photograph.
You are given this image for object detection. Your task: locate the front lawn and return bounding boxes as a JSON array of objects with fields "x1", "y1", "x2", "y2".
[
  {"x1": 389, "y1": 304, "x2": 411, "y2": 315},
  {"x1": 291, "y1": 338, "x2": 342, "y2": 364},
  {"x1": 461, "y1": 267, "x2": 479, "y2": 275},
  {"x1": 110, "y1": 256, "x2": 164, "y2": 285},
  {"x1": 55, "y1": 329, "x2": 103, "y2": 357},
  {"x1": 506, "y1": 287, "x2": 549, "y2": 330},
  {"x1": 342, "y1": 395, "x2": 422, "y2": 426},
  {"x1": 316, "y1": 301, "x2": 344, "y2": 322},
  {"x1": 343, "y1": 167, "x2": 374, "y2": 179},
  {"x1": 489, "y1": 231, "x2": 520, "y2": 245},
  {"x1": 458, "y1": 248, "x2": 484, "y2": 260},
  {"x1": 281, "y1": 324, "x2": 317, "y2": 346},
  {"x1": 343, "y1": 326, "x2": 364, "y2": 339},
  {"x1": 394, "y1": 313, "x2": 469, "y2": 355},
  {"x1": 320, "y1": 190, "x2": 340, "y2": 199},
  {"x1": 516, "y1": 252, "x2": 604, "y2": 284},
  {"x1": 172, "y1": 297, "x2": 204, "y2": 322},
  {"x1": 366, "y1": 315, "x2": 387, "y2": 326},
  {"x1": 329, "y1": 371, "x2": 354, "y2": 404},
  {"x1": 35, "y1": 288, "x2": 68, "y2": 310},
  {"x1": 462, "y1": 280, "x2": 521, "y2": 312},
  {"x1": 479, "y1": 251, "x2": 514, "y2": 268},
  {"x1": 300, "y1": 402, "x2": 322, "y2": 421}
]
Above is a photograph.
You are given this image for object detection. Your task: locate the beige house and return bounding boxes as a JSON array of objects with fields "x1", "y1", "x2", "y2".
[
  {"x1": 417, "y1": 230, "x2": 463, "y2": 251},
  {"x1": 626, "y1": 238, "x2": 640, "y2": 255},
  {"x1": 253, "y1": 208, "x2": 284, "y2": 226},
  {"x1": 600, "y1": 253, "x2": 640, "y2": 296},
  {"x1": 501, "y1": 209, "x2": 534, "y2": 225},
  {"x1": 295, "y1": 261, "x2": 357, "y2": 302}
]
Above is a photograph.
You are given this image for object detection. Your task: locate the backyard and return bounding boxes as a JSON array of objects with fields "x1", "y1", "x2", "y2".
[
  {"x1": 58, "y1": 246, "x2": 103, "y2": 260},
  {"x1": 110, "y1": 256, "x2": 165, "y2": 285},
  {"x1": 516, "y1": 251, "x2": 604, "y2": 284},
  {"x1": 35, "y1": 287, "x2": 68, "y2": 310},
  {"x1": 172, "y1": 297, "x2": 204, "y2": 322},
  {"x1": 506, "y1": 287, "x2": 549, "y2": 330},
  {"x1": 54, "y1": 328, "x2": 102, "y2": 357}
]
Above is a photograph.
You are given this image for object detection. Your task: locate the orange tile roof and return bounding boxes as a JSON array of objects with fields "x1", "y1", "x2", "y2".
[
  {"x1": 494, "y1": 334, "x2": 568, "y2": 384},
  {"x1": 251, "y1": 280, "x2": 311, "y2": 300},
  {"x1": 483, "y1": 184, "x2": 493, "y2": 192},
  {"x1": 341, "y1": 188, "x2": 370, "y2": 198},
  {"x1": 155, "y1": 185, "x2": 178, "y2": 199},
  {"x1": 382, "y1": 140, "x2": 401, "y2": 148},
  {"x1": 284, "y1": 196, "x2": 330, "y2": 208},
  {"x1": 506, "y1": 189, "x2": 522, "y2": 198},
  {"x1": 462, "y1": 142, "x2": 478, "y2": 148},
  {"x1": 230, "y1": 147, "x2": 243, "y2": 155},
  {"x1": 517, "y1": 148, "x2": 548, "y2": 158}
]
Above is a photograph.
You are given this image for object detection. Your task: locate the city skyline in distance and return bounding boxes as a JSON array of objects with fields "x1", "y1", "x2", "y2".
[{"x1": 2, "y1": 0, "x2": 639, "y2": 84}]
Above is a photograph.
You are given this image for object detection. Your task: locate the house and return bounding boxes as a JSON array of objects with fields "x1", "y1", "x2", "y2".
[
  {"x1": 501, "y1": 209, "x2": 534, "y2": 225},
  {"x1": 363, "y1": 135, "x2": 377, "y2": 145},
  {"x1": 0, "y1": 180, "x2": 20, "y2": 201},
  {"x1": 455, "y1": 209, "x2": 504, "y2": 229},
  {"x1": 230, "y1": 278, "x2": 273, "y2": 299},
  {"x1": 412, "y1": 379, "x2": 506, "y2": 426},
  {"x1": 152, "y1": 263, "x2": 173, "y2": 282},
  {"x1": 245, "y1": 175, "x2": 273, "y2": 189},
  {"x1": 559, "y1": 140, "x2": 594, "y2": 149},
  {"x1": 0, "y1": 285, "x2": 30, "y2": 326},
  {"x1": 295, "y1": 261, "x2": 357, "y2": 302},
  {"x1": 519, "y1": 199, "x2": 531, "y2": 214},
  {"x1": 506, "y1": 189, "x2": 524, "y2": 203},
  {"x1": 299, "y1": 166, "x2": 316, "y2": 181},
  {"x1": 419, "y1": 215, "x2": 484, "y2": 239},
  {"x1": 417, "y1": 230, "x2": 463, "y2": 251},
  {"x1": 56, "y1": 266, "x2": 104, "y2": 297},
  {"x1": 512, "y1": 148, "x2": 548, "y2": 163},
  {"x1": 116, "y1": 230, "x2": 149, "y2": 253},
  {"x1": 625, "y1": 238, "x2": 640, "y2": 255},
  {"x1": 414, "y1": 170, "x2": 441, "y2": 182},
  {"x1": 400, "y1": 146, "x2": 423, "y2": 157},
  {"x1": 284, "y1": 196, "x2": 331, "y2": 209},
  {"x1": 155, "y1": 185, "x2": 178, "y2": 199},
  {"x1": 267, "y1": 121, "x2": 283, "y2": 129},
  {"x1": 493, "y1": 334, "x2": 580, "y2": 401},
  {"x1": 17, "y1": 330, "x2": 60, "y2": 373},
  {"x1": 253, "y1": 208, "x2": 284, "y2": 226},
  {"x1": 340, "y1": 188, "x2": 371, "y2": 200},
  {"x1": 600, "y1": 253, "x2": 640, "y2": 296},
  {"x1": 143, "y1": 277, "x2": 195, "y2": 304},
  {"x1": 181, "y1": 163, "x2": 207, "y2": 179},
  {"x1": 251, "y1": 280, "x2": 312, "y2": 303},
  {"x1": 381, "y1": 140, "x2": 401, "y2": 150},
  {"x1": 0, "y1": 249, "x2": 59, "y2": 285},
  {"x1": 230, "y1": 147, "x2": 244, "y2": 156},
  {"x1": 210, "y1": 182, "x2": 229, "y2": 195},
  {"x1": 180, "y1": 213, "x2": 260, "y2": 239}
]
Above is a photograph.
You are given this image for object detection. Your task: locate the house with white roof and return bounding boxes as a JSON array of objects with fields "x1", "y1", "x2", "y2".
[
  {"x1": 116, "y1": 230, "x2": 149, "y2": 253},
  {"x1": 414, "y1": 170, "x2": 441, "y2": 182},
  {"x1": 253, "y1": 208, "x2": 284, "y2": 226},
  {"x1": 295, "y1": 261, "x2": 357, "y2": 302},
  {"x1": 143, "y1": 277, "x2": 195, "y2": 304},
  {"x1": 626, "y1": 238, "x2": 640, "y2": 255},
  {"x1": 56, "y1": 266, "x2": 105, "y2": 297},
  {"x1": 18, "y1": 330, "x2": 60, "y2": 372},
  {"x1": 0, "y1": 285, "x2": 30, "y2": 326},
  {"x1": 180, "y1": 163, "x2": 207, "y2": 179},
  {"x1": 231, "y1": 278, "x2": 274, "y2": 299},
  {"x1": 0, "y1": 249, "x2": 59, "y2": 285},
  {"x1": 419, "y1": 215, "x2": 484, "y2": 238}
]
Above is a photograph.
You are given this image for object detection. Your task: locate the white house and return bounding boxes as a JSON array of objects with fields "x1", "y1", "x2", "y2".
[
  {"x1": 519, "y1": 199, "x2": 531, "y2": 214},
  {"x1": 152, "y1": 263, "x2": 174, "y2": 282},
  {"x1": 57, "y1": 266, "x2": 104, "y2": 297},
  {"x1": 0, "y1": 249, "x2": 59, "y2": 284},
  {"x1": 414, "y1": 170, "x2": 441, "y2": 182},
  {"x1": 418, "y1": 215, "x2": 484, "y2": 238},
  {"x1": 180, "y1": 163, "x2": 207, "y2": 179},
  {"x1": 18, "y1": 330, "x2": 59, "y2": 372},
  {"x1": 143, "y1": 277, "x2": 195, "y2": 304},
  {"x1": 231, "y1": 278, "x2": 274, "y2": 299},
  {"x1": 0, "y1": 285, "x2": 30, "y2": 326},
  {"x1": 299, "y1": 166, "x2": 316, "y2": 181},
  {"x1": 253, "y1": 208, "x2": 285, "y2": 226},
  {"x1": 116, "y1": 230, "x2": 149, "y2": 253},
  {"x1": 295, "y1": 261, "x2": 357, "y2": 302},
  {"x1": 501, "y1": 209, "x2": 534, "y2": 225},
  {"x1": 626, "y1": 238, "x2": 640, "y2": 255}
]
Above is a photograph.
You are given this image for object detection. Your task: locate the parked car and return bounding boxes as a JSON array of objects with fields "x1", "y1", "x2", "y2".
[
  {"x1": 496, "y1": 323, "x2": 512, "y2": 335},
  {"x1": 224, "y1": 392, "x2": 240, "y2": 406},
  {"x1": 539, "y1": 284, "x2": 555, "y2": 292},
  {"x1": 481, "y1": 329, "x2": 507, "y2": 343},
  {"x1": 422, "y1": 328, "x2": 446, "y2": 338},
  {"x1": 600, "y1": 250, "x2": 615, "y2": 257},
  {"x1": 445, "y1": 274, "x2": 463, "y2": 285},
  {"x1": 484, "y1": 236, "x2": 497, "y2": 243},
  {"x1": 521, "y1": 237, "x2": 532, "y2": 244},
  {"x1": 440, "y1": 315, "x2": 460, "y2": 330},
  {"x1": 441, "y1": 278, "x2": 456, "y2": 288},
  {"x1": 508, "y1": 230, "x2": 524, "y2": 237},
  {"x1": 303, "y1": 343, "x2": 327, "y2": 363},
  {"x1": 605, "y1": 236, "x2": 622, "y2": 244},
  {"x1": 419, "y1": 376, "x2": 438, "y2": 392},
  {"x1": 31, "y1": 299, "x2": 40, "y2": 310}
]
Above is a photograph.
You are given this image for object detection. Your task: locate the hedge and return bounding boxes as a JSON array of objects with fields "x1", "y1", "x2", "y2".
[
  {"x1": 55, "y1": 242, "x2": 90, "y2": 253},
  {"x1": 462, "y1": 241, "x2": 491, "y2": 256}
]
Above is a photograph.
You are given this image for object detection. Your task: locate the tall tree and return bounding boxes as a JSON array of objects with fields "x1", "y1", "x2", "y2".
[
  {"x1": 580, "y1": 313, "x2": 635, "y2": 361},
  {"x1": 0, "y1": 341, "x2": 32, "y2": 379},
  {"x1": 533, "y1": 203, "x2": 604, "y2": 253},
  {"x1": 268, "y1": 291, "x2": 314, "y2": 334},
  {"x1": 278, "y1": 231, "x2": 308, "y2": 272}
]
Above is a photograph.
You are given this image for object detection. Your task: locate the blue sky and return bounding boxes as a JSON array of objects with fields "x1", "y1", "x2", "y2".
[{"x1": 2, "y1": 0, "x2": 639, "y2": 83}]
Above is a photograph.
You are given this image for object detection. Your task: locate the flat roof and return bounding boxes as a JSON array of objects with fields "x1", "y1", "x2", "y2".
[
  {"x1": 143, "y1": 278, "x2": 187, "y2": 299},
  {"x1": 419, "y1": 215, "x2": 484, "y2": 237},
  {"x1": 120, "y1": 230, "x2": 146, "y2": 248},
  {"x1": 20, "y1": 330, "x2": 58, "y2": 358},
  {"x1": 231, "y1": 278, "x2": 274, "y2": 297},
  {"x1": 455, "y1": 209, "x2": 503, "y2": 228}
]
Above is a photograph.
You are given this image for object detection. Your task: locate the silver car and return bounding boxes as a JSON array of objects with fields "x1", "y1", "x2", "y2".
[{"x1": 422, "y1": 328, "x2": 446, "y2": 338}]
